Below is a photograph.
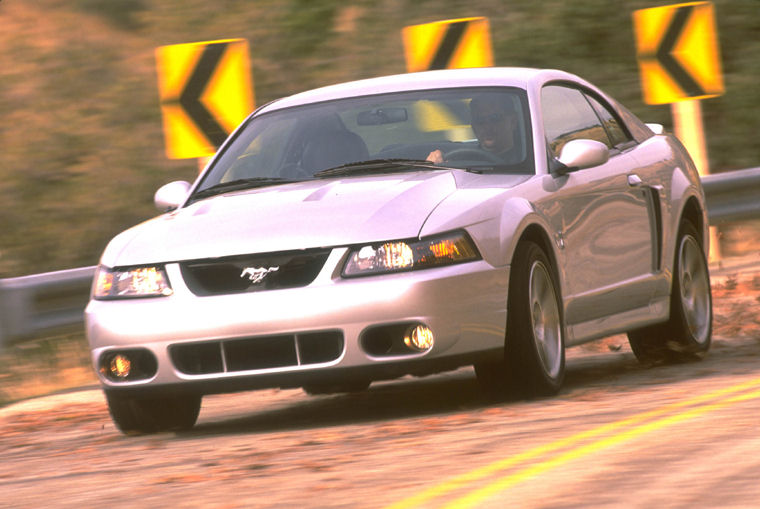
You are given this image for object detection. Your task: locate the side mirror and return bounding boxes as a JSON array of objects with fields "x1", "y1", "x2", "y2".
[
  {"x1": 555, "y1": 139, "x2": 609, "y2": 174},
  {"x1": 646, "y1": 123, "x2": 664, "y2": 134},
  {"x1": 154, "y1": 181, "x2": 191, "y2": 212}
]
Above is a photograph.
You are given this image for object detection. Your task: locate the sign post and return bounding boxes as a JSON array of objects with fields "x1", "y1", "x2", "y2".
[{"x1": 633, "y1": 1, "x2": 723, "y2": 259}]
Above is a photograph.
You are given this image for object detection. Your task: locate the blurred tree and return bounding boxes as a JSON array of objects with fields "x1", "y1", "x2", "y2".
[{"x1": 74, "y1": 0, "x2": 147, "y2": 30}]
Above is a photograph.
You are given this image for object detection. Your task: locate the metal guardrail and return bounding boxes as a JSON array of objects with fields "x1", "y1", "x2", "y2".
[
  {"x1": 1, "y1": 166, "x2": 759, "y2": 347},
  {"x1": 701, "y1": 166, "x2": 760, "y2": 224},
  {"x1": 0, "y1": 266, "x2": 95, "y2": 347}
]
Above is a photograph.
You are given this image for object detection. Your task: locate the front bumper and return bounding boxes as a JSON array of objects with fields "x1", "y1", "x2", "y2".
[{"x1": 85, "y1": 248, "x2": 509, "y2": 394}]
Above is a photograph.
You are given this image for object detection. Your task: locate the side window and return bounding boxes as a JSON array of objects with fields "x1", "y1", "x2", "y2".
[
  {"x1": 585, "y1": 94, "x2": 632, "y2": 148},
  {"x1": 541, "y1": 85, "x2": 611, "y2": 158}
]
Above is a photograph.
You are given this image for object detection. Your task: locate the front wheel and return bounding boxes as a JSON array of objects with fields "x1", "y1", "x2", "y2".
[
  {"x1": 628, "y1": 220, "x2": 712, "y2": 363},
  {"x1": 476, "y1": 241, "x2": 565, "y2": 398},
  {"x1": 105, "y1": 390, "x2": 201, "y2": 435}
]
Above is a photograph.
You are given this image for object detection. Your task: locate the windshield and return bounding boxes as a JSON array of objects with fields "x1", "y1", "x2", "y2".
[{"x1": 193, "y1": 87, "x2": 533, "y2": 197}]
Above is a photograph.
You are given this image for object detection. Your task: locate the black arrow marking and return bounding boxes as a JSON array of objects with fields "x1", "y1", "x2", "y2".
[
  {"x1": 167, "y1": 42, "x2": 229, "y2": 148},
  {"x1": 653, "y1": 5, "x2": 706, "y2": 97},
  {"x1": 429, "y1": 21, "x2": 468, "y2": 70}
]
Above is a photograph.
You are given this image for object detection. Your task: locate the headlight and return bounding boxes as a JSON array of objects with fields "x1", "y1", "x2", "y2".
[
  {"x1": 342, "y1": 231, "x2": 480, "y2": 277},
  {"x1": 93, "y1": 265, "x2": 173, "y2": 299}
]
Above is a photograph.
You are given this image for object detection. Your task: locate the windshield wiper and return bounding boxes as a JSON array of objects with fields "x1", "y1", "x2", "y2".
[
  {"x1": 312, "y1": 158, "x2": 468, "y2": 178},
  {"x1": 189, "y1": 177, "x2": 295, "y2": 202}
]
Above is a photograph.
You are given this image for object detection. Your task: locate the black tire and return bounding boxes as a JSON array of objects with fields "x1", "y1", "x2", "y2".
[
  {"x1": 628, "y1": 220, "x2": 712, "y2": 364},
  {"x1": 105, "y1": 390, "x2": 201, "y2": 435},
  {"x1": 475, "y1": 241, "x2": 565, "y2": 398}
]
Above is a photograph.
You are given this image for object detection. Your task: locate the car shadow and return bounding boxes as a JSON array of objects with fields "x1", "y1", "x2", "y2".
[
  {"x1": 184, "y1": 370, "x2": 488, "y2": 438},
  {"x1": 179, "y1": 350, "x2": 659, "y2": 439},
  {"x1": 176, "y1": 334, "x2": 760, "y2": 440}
]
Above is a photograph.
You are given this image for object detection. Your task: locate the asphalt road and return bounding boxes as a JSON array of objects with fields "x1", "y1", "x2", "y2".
[{"x1": 2, "y1": 257, "x2": 760, "y2": 508}]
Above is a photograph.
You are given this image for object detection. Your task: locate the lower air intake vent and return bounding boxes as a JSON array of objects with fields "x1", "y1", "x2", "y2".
[{"x1": 170, "y1": 331, "x2": 344, "y2": 375}]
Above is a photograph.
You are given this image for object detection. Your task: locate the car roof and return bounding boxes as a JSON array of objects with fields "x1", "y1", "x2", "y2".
[{"x1": 257, "y1": 67, "x2": 581, "y2": 113}]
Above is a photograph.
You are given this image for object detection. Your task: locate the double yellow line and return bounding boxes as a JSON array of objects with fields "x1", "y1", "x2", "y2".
[{"x1": 387, "y1": 376, "x2": 760, "y2": 509}]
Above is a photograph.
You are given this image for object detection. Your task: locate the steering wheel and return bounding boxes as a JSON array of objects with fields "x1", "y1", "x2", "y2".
[{"x1": 444, "y1": 147, "x2": 503, "y2": 164}]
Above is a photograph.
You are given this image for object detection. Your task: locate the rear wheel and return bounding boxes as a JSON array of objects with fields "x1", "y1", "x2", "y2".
[
  {"x1": 628, "y1": 220, "x2": 712, "y2": 363},
  {"x1": 105, "y1": 390, "x2": 201, "y2": 435},
  {"x1": 476, "y1": 241, "x2": 565, "y2": 398}
]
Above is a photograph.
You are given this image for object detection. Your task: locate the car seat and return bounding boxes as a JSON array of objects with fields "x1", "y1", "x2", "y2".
[{"x1": 301, "y1": 129, "x2": 370, "y2": 174}]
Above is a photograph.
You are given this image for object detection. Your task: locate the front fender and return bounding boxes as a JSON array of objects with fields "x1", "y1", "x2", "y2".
[
  {"x1": 464, "y1": 196, "x2": 559, "y2": 271},
  {"x1": 669, "y1": 141, "x2": 710, "y2": 260},
  {"x1": 418, "y1": 183, "x2": 560, "y2": 274}
]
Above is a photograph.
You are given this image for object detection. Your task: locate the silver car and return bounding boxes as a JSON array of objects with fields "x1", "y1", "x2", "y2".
[{"x1": 85, "y1": 68, "x2": 712, "y2": 434}]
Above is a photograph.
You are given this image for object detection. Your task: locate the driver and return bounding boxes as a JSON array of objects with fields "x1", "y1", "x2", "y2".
[{"x1": 427, "y1": 93, "x2": 519, "y2": 164}]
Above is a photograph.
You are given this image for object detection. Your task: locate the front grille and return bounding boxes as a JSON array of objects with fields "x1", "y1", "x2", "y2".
[
  {"x1": 180, "y1": 248, "x2": 331, "y2": 296},
  {"x1": 170, "y1": 331, "x2": 344, "y2": 375}
]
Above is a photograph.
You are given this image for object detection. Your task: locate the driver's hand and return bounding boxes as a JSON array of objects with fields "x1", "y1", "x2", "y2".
[{"x1": 426, "y1": 149, "x2": 444, "y2": 164}]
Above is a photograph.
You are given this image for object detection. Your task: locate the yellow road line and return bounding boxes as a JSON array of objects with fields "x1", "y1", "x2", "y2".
[
  {"x1": 386, "y1": 376, "x2": 760, "y2": 509},
  {"x1": 449, "y1": 387, "x2": 760, "y2": 508}
]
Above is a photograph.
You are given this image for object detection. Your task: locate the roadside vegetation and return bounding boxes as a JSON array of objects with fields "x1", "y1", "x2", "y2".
[
  {"x1": 1, "y1": 0, "x2": 758, "y2": 276},
  {"x1": 0, "y1": 0, "x2": 759, "y2": 402},
  {"x1": 0, "y1": 334, "x2": 94, "y2": 406}
]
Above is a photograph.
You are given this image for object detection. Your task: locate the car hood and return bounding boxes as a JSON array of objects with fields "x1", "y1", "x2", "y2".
[
  {"x1": 102, "y1": 171, "x2": 530, "y2": 266},
  {"x1": 103, "y1": 172, "x2": 445, "y2": 266}
]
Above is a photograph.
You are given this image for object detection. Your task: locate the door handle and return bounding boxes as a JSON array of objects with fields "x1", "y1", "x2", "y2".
[{"x1": 627, "y1": 174, "x2": 643, "y2": 187}]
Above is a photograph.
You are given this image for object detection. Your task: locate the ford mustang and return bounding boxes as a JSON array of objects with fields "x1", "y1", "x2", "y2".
[{"x1": 85, "y1": 67, "x2": 713, "y2": 434}]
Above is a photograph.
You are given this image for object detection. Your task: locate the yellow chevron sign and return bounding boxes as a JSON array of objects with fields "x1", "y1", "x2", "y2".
[
  {"x1": 633, "y1": 2, "x2": 723, "y2": 104},
  {"x1": 403, "y1": 17, "x2": 493, "y2": 72},
  {"x1": 156, "y1": 39, "x2": 255, "y2": 159}
]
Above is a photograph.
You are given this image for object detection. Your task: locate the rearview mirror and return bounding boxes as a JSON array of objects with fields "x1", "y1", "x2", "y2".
[
  {"x1": 357, "y1": 107, "x2": 408, "y2": 126},
  {"x1": 555, "y1": 139, "x2": 609, "y2": 174},
  {"x1": 154, "y1": 180, "x2": 191, "y2": 212}
]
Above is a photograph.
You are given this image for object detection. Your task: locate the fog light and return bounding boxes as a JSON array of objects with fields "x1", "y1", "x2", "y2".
[
  {"x1": 109, "y1": 354, "x2": 132, "y2": 378},
  {"x1": 404, "y1": 325, "x2": 434, "y2": 352}
]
